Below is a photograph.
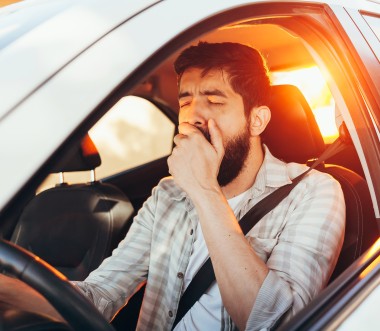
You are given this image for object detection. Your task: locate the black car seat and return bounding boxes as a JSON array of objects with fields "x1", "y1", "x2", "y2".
[
  {"x1": 11, "y1": 134, "x2": 134, "y2": 280},
  {"x1": 262, "y1": 84, "x2": 379, "y2": 283}
]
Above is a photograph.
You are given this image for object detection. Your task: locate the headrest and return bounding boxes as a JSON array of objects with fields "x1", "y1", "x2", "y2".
[
  {"x1": 262, "y1": 84, "x2": 326, "y2": 163},
  {"x1": 52, "y1": 134, "x2": 101, "y2": 173}
]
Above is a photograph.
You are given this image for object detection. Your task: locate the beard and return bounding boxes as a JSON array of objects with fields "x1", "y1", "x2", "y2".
[{"x1": 200, "y1": 124, "x2": 251, "y2": 187}]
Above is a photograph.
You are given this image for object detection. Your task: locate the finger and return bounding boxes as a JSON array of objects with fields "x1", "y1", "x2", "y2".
[
  {"x1": 178, "y1": 122, "x2": 203, "y2": 136},
  {"x1": 167, "y1": 155, "x2": 173, "y2": 175},
  {"x1": 173, "y1": 133, "x2": 187, "y2": 146},
  {"x1": 167, "y1": 153, "x2": 177, "y2": 176},
  {"x1": 208, "y1": 119, "x2": 224, "y2": 158}
]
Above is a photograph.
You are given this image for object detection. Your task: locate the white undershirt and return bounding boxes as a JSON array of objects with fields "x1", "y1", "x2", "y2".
[{"x1": 174, "y1": 189, "x2": 250, "y2": 330}]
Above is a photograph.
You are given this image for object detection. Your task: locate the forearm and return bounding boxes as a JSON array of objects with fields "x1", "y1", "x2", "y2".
[{"x1": 192, "y1": 188, "x2": 268, "y2": 330}]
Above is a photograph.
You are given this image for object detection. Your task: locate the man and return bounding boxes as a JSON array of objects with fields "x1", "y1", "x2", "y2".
[{"x1": 74, "y1": 42, "x2": 345, "y2": 330}]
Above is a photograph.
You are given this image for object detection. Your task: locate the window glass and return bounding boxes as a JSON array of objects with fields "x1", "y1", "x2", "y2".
[
  {"x1": 362, "y1": 13, "x2": 380, "y2": 42},
  {"x1": 271, "y1": 66, "x2": 338, "y2": 144},
  {"x1": 89, "y1": 96, "x2": 175, "y2": 177},
  {"x1": 38, "y1": 96, "x2": 175, "y2": 192}
]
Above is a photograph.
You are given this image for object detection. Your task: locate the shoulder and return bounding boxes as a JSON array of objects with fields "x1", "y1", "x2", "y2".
[
  {"x1": 286, "y1": 162, "x2": 340, "y2": 186},
  {"x1": 284, "y1": 162, "x2": 345, "y2": 206},
  {"x1": 135, "y1": 177, "x2": 188, "y2": 221},
  {"x1": 153, "y1": 176, "x2": 187, "y2": 201},
  {"x1": 262, "y1": 146, "x2": 339, "y2": 191}
]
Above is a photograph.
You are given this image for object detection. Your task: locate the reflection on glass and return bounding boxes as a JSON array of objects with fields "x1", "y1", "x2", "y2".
[{"x1": 362, "y1": 13, "x2": 380, "y2": 42}]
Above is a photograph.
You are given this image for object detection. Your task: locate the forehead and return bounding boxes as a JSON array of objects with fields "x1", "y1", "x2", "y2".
[{"x1": 179, "y1": 67, "x2": 233, "y2": 93}]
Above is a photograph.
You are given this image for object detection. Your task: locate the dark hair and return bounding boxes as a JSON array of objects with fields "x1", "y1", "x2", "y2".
[{"x1": 174, "y1": 42, "x2": 271, "y2": 117}]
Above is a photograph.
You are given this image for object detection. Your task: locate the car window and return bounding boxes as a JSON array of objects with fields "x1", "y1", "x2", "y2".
[
  {"x1": 362, "y1": 13, "x2": 380, "y2": 42},
  {"x1": 38, "y1": 96, "x2": 175, "y2": 192},
  {"x1": 90, "y1": 96, "x2": 175, "y2": 176},
  {"x1": 360, "y1": 12, "x2": 380, "y2": 63}
]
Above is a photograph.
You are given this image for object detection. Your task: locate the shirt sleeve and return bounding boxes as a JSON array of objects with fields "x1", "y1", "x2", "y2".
[
  {"x1": 246, "y1": 171, "x2": 346, "y2": 330},
  {"x1": 72, "y1": 186, "x2": 159, "y2": 321}
]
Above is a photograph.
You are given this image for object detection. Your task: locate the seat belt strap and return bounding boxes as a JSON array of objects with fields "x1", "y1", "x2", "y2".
[{"x1": 172, "y1": 135, "x2": 347, "y2": 330}]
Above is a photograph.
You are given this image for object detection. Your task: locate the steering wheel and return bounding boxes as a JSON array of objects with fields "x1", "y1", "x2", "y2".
[{"x1": 0, "y1": 239, "x2": 115, "y2": 331}]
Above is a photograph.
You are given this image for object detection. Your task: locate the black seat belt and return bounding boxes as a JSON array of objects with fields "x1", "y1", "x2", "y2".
[{"x1": 172, "y1": 130, "x2": 349, "y2": 330}]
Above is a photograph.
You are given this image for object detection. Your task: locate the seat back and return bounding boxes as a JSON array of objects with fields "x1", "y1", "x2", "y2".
[
  {"x1": 264, "y1": 84, "x2": 379, "y2": 282},
  {"x1": 11, "y1": 135, "x2": 134, "y2": 280},
  {"x1": 263, "y1": 85, "x2": 326, "y2": 164}
]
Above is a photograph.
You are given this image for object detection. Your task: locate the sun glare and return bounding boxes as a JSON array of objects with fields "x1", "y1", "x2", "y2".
[{"x1": 271, "y1": 66, "x2": 339, "y2": 144}]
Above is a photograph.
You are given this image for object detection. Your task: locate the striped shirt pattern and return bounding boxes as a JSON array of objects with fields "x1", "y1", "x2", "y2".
[{"x1": 73, "y1": 146, "x2": 345, "y2": 330}]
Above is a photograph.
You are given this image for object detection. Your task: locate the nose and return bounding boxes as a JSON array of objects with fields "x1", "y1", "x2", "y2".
[{"x1": 180, "y1": 99, "x2": 206, "y2": 129}]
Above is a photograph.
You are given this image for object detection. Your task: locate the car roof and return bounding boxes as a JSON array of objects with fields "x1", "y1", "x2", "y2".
[{"x1": 0, "y1": 0, "x2": 159, "y2": 119}]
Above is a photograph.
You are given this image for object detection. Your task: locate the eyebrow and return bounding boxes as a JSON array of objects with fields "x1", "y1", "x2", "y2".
[
  {"x1": 178, "y1": 91, "x2": 191, "y2": 99},
  {"x1": 178, "y1": 89, "x2": 227, "y2": 99},
  {"x1": 202, "y1": 89, "x2": 227, "y2": 98}
]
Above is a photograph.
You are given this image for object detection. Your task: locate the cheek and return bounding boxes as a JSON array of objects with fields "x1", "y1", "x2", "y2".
[
  {"x1": 219, "y1": 117, "x2": 249, "y2": 141},
  {"x1": 216, "y1": 119, "x2": 236, "y2": 138},
  {"x1": 178, "y1": 109, "x2": 186, "y2": 124}
]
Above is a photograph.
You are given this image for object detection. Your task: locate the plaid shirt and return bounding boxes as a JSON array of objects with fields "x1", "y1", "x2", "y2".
[{"x1": 74, "y1": 146, "x2": 345, "y2": 330}]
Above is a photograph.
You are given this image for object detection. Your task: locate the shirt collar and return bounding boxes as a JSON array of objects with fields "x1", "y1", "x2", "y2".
[{"x1": 260, "y1": 144, "x2": 292, "y2": 188}]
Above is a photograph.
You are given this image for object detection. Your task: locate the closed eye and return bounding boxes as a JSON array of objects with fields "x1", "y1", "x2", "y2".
[
  {"x1": 179, "y1": 101, "x2": 190, "y2": 108},
  {"x1": 208, "y1": 96, "x2": 225, "y2": 105},
  {"x1": 209, "y1": 101, "x2": 224, "y2": 106},
  {"x1": 179, "y1": 96, "x2": 192, "y2": 108}
]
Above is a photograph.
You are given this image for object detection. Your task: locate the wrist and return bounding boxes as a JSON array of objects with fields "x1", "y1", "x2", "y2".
[{"x1": 190, "y1": 184, "x2": 225, "y2": 211}]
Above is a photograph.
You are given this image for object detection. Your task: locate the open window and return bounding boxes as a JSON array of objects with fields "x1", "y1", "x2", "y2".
[
  {"x1": 109, "y1": 5, "x2": 380, "y2": 329},
  {"x1": 38, "y1": 96, "x2": 175, "y2": 193}
]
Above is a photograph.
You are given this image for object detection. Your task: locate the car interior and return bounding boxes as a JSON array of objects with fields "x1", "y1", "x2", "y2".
[
  {"x1": 1, "y1": 8, "x2": 380, "y2": 331},
  {"x1": 11, "y1": 134, "x2": 135, "y2": 281}
]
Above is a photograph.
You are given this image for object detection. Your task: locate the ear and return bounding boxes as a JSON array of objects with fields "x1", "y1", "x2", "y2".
[{"x1": 249, "y1": 106, "x2": 271, "y2": 136}]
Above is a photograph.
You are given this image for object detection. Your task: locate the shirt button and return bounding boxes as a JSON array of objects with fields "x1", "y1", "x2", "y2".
[
  {"x1": 189, "y1": 229, "x2": 193, "y2": 235},
  {"x1": 177, "y1": 272, "x2": 184, "y2": 279},
  {"x1": 169, "y1": 310, "x2": 173, "y2": 317}
]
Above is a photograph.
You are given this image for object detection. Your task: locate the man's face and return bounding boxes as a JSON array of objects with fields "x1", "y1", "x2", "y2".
[{"x1": 178, "y1": 67, "x2": 252, "y2": 187}]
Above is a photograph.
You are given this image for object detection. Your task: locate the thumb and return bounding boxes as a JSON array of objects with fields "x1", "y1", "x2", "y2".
[{"x1": 208, "y1": 119, "x2": 224, "y2": 158}]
